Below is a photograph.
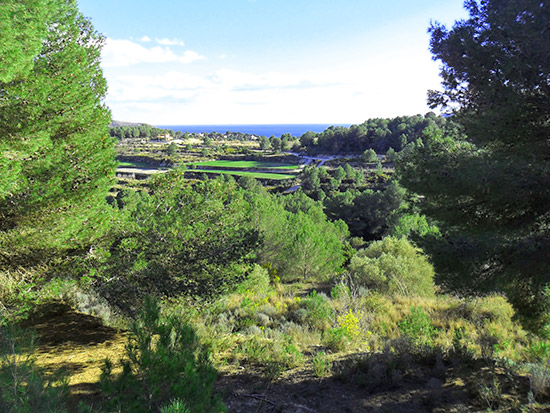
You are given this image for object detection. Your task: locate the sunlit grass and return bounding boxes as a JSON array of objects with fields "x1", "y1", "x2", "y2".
[
  {"x1": 194, "y1": 169, "x2": 296, "y2": 180},
  {"x1": 189, "y1": 160, "x2": 301, "y2": 169}
]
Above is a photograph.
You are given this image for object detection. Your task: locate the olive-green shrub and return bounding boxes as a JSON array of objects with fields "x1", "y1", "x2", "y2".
[{"x1": 348, "y1": 237, "x2": 435, "y2": 297}]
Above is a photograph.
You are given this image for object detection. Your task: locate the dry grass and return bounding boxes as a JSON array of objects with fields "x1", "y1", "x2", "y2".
[{"x1": 20, "y1": 302, "x2": 127, "y2": 397}]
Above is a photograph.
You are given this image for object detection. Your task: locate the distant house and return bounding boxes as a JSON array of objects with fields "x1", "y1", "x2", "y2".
[{"x1": 157, "y1": 133, "x2": 173, "y2": 141}]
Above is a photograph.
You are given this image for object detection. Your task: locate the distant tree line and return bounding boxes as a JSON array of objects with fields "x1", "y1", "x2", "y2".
[
  {"x1": 110, "y1": 124, "x2": 296, "y2": 145},
  {"x1": 110, "y1": 124, "x2": 175, "y2": 140},
  {"x1": 297, "y1": 113, "x2": 461, "y2": 154}
]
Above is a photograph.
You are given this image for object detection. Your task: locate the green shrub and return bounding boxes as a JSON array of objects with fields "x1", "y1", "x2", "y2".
[
  {"x1": 472, "y1": 295, "x2": 515, "y2": 326},
  {"x1": 526, "y1": 341, "x2": 550, "y2": 363},
  {"x1": 312, "y1": 352, "x2": 331, "y2": 377},
  {"x1": 100, "y1": 296, "x2": 225, "y2": 413},
  {"x1": 348, "y1": 237, "x2": 435, "y2": 297},
  {"x1": 330, "y1": 283, "x2": 350, "y2": 300},
  {"x1": 235, "y1": 265, "x2": 270, "y2": 296},
  {"x1": 398, "y1": 306, "x2": 438, "y2": 346},
  {"x1": 160, "y1": 398, "x2": 191, "y2": 413},
  {"x1": 0, "y1": 323, "x2": 69, "y2": 413},
  {"x1": 298, "y1": 291, "x2": 333, "y2": 331},
  {"x1": 165, "y1": 142, "x2": 178, "y2": 156},
  {"x1": 323, "y1": 328, "x2": 349, "y2": 352},
  {"x1": 362, "y1": 148, "x2": 378, "y2": 163},
  {"x1": 235, "y1": 334, "x2": 304, "y2": 379}
]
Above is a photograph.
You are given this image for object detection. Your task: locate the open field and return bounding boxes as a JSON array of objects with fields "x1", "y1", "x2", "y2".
[
  {"x1": 194, "y1": 169, "x2": 296, "y2": 180},
  {"x1": 118, "y1": 161, "x2": 168, "y2": 169},
  {"x1": 188, "y1": 160, "x2": 301, "y2": 169}
]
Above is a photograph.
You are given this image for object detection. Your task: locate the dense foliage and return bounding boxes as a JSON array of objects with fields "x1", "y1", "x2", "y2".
[
  {"x1": 110, "y1": 124, "x2": 170, "y2": 140},
  {"x1": 101, "y1": 172, "x2": 259, "y2": 302},
  {"x1": 0, "y1": 0, "x2": 49, "y2": 83},
  {"x1": 246, "y1": 185, "x2": 349, "y2": 281},
  {"x1": 397, "y1": 0, "x2": 550, "y2": 330},
  {"x1": 324, "y1": 182, "x2": 405, "y2": 241},
  {"x1": 348, "y1": 237, "x2": 435, "y2": 297},
  {"x1": 3, "y1": 0, "x2": 550, "y2": 410},
  {"x1": 0, "y1": 323, "x2": 69, "y2": 412},
  {"x1": 296, "y1": 113, "x2": 460, "y2": 154},
  {"x1": 0, "y1": 0, "x2": 115, "y2": 264}
]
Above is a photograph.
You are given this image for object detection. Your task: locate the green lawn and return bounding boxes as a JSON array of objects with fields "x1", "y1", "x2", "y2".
[
  {"x1": 118, "y1": 161, "x2": 166, "y2": 169},
  {"x1": 193, "y1": 169, "x2": 296, "y2": 180},
  {"x1": 118, "y1": 160, "x2": 298, "y2": 180},
  {"x1": 188, "y1": 160, "x2": 301, "y2": 169}
]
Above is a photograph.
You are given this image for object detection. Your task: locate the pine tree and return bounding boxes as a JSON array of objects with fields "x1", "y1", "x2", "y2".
[
  {"x1": 0, "y1": 0, "x2": 49, "y2": 83},
  {"x1": 397, "y1": 0, "x2": 550, "y2": 330},
  {"x1": 0, "y1": 0, "x2": 116, "y2": 264}
]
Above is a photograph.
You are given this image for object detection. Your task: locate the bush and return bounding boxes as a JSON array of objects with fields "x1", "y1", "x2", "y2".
[
  {"x1": 160, "y1": 399, "x2": 191, "y2": 413},
  {"x1": 348, "y1": 237, "x2": 435, "y2": 297},
  {"x1": 0, "y1": 323, "x2": 69, "y2": 413},
  {"x1": 298, "y1": 291, "x2": 333, "y2": 331},
  {"x1": 165, "y1": 142, "x2": 178, "y2": 156},
  {"x1": 234, "y1": 334, "x2": 304, "y2": 379},
  {"x1": 323, "y1": 327, "x2": 349, "y2": 352},
  {"x1": 362, "y1": 149, "x2": 378, "y2": 163},
  {"x1": 100, "y1": 296, "x2": 225, "y2": 413},
  {"x1": 398, "y1": 306, "x2": 438, "y2": 346}
]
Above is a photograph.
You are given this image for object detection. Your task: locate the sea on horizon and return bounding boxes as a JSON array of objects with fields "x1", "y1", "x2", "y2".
[{"x1": 155, "y1": 124, "x2": 351, "y2": 138}]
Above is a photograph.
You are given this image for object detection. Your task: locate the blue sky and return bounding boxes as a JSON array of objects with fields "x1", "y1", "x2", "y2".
[{"x1": 78, "y1": 0, "x2": 469, "y2": 125}]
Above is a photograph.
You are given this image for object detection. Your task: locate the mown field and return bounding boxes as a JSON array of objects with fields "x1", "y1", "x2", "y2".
[
  {"x1": 195, "y1": 169, "x2": 296, "y2": 180},
  {"x1": 118, "y1": 161, "x2": 166, "y2": 169},
  {"x1": 188, "y1": 160, "x2": 301, "y2": 170}
]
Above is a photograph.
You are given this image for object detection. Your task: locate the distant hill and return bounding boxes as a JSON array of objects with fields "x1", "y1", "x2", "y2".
[{"x1": 109, "y1": 120, "x2": 151, "y2": 128}]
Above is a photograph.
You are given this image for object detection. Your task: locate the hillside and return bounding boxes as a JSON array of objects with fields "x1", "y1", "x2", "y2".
[{"x1": 2, "y1": 0, "x2": 550, "y2": 412}]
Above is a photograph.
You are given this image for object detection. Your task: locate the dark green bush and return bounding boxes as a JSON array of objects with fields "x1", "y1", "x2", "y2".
[
  {"x1": 299, "y1": 290, "x2": 333, "y2": 331},
  {"x1": 100, "y1": 296, "x2": 225, "y2": 412}
]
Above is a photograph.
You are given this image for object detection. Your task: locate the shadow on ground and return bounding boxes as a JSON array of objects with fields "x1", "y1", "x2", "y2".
[{"x1": 20, "y1": 302, "x2": 119, "y2": 347}]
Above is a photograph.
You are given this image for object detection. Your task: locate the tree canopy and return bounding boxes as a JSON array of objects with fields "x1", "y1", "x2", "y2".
[
  {"x1": 0, "y1": 0, "x2": 116, "y2": 264},
  {"x1": 0, "y1": 0, "x2": 49, "y2": 83},
  {"x1": 297, "y1": 114, "x2": 457, "y2": 155},
  {"x1": 103, "y1": 173, "x2": 260, "y2": 301},
  {"x1": 397, "y1": 0, "x2": 550, "y2": 329}
]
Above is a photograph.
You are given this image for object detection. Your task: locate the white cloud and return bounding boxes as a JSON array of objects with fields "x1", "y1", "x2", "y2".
[
  {"x1": 140, "y1": 35, "x2": 151, "y2": 42},
  {"x1": 102, "y1": 38, "x2": 205, "y2": 67},
  {"x1": 156, "y1": 37, "x2": 185, "y2": 46},
  {"x1": 179, "y1": 50, "x2": 206, "y2": 64},
  {"x1": 106, "y1": 71, "x2": 211, "y2": 102},
  {"x1": 219, "y1": 53, "x2": 228, "y2": 60},
  {"x1": 102, "y1": 47, "x2": 441, "y2": 124},
  {"x1": 208, "y1": 69, "x2": 328, "y2": 91}
]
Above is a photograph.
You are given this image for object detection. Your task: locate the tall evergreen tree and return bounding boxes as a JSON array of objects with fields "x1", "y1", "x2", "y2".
[
  {"x1": 0, "y1": 0, "x2": 49, "y2": 83},
  {"x1": 0, "y1": 0, "x2": 116, "y2": 264},
  {"x1": 397, "y1": 0, "x2": 550, "y2": 330}
]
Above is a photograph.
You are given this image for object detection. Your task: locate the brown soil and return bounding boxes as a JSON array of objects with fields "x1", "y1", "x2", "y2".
[{"x1": 217, "y1": 361, "x2": 475, "y2": 412}]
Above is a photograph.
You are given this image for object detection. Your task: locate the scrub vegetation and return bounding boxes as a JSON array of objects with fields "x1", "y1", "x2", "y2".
[{"x1": 2, "y1": 0, "x2": 550, "y2": 412}]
